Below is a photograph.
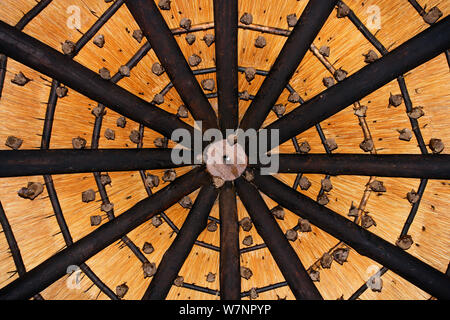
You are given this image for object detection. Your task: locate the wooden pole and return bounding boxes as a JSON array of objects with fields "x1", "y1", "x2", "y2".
[
  {"x1": 0, "y1": 203, "x2": 27, "y2": 276},
  {"x1": 0, "y1": 21, "x2": 194, "y2": 140},
  {"x1": 264, "y1": 16, "x2": 450, "y2": 147},
  {"x1": 14, "y1": 0, "x2": 54, "y2": 31},
  {"x1": 0, "y1": 149, "x2": 189, "y2": 177},
  {"x1": 142, "y1": 185, "x2": 218, "y2": 299},
  {"x1": 235, "y1": 178, "x2": 323, "y2": 300},
  {"x1": 252, "y1": 173, "x2": 450, "y2": 300},
  {"x1": 271, "y1": 154, "x2": 450, "y2": 179},
  {"x1": 214, "y1": 0, "x2": 239, "y2": 132},
  {"x1": 0, "y1": 168, "x2": 210, "y2": 300},
  {"x1": 219, "y1": 182, "x2": 241, "y2": 300},
  {"x1": 239, "y1": 0, "x2": 338, "y2": 130},
  {"x1": 0, "y1": 203, "x2": 45, "y2": 300},
  {"x1": 125, "y1": 0, "x2": 218, "y2": 130}
]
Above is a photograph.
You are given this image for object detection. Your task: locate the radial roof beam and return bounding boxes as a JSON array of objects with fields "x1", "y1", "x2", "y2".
[
  {"x1": 239, "y1": 0, "x2": 338, "y2": 131},
  {"x1": 0, "y1": 21, "x2": 193, "y2": 141},
  {"x1": 263, "y1": 16, "x2": 450, "y2": 148},
  {"x1": 0, "y1": 148, "x2": 191, "y2": 178},
  {"x1": 219, "y1": 182, "x2": 241, "y2": 300},
  {"x1": 253, "y1": 172, "x2": 450, "y2": 300},
  {"x1": 214, "y1": 0, "x2": 239, "y2": 133},
  {"x1": 142, "y1": 185, "x2": 218, "y2": 299},
  {"x1": 235, "y1": 178, "x2": 323, "y2": 300},
  {"x1": 125, "y1": 0, "x2": 218, "y2": 131},
  {"x1": 0, "y1": 168, "x2": 210, "y2": 300},
  {"x1": 272, "y1": 154, "x2": 450, "y2": 179}
]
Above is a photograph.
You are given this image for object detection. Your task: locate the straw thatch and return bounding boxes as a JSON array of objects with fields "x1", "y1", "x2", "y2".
[{"x1": 0, "y1": 0, "x2": 448, "y2": 300}]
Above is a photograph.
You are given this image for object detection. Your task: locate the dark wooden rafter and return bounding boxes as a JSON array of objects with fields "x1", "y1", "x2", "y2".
[
  {"x1": 0, "y1": 203, "x2": 26, "y2": 276},
  {"x1": 263, "y1": 16, "x2": 450, "y2": 148},
  {"x1": 214, "y1": 0, "x2": 239, "y2": 132},
  {"x1": 182, "y1": 282, "x2": 220, "y2": 296},
  {"x1": 342, "y1": 2, "x2": 429, "y2": 155},
  {"x1": 0, "y1": 0, "x2": 53, "y2": 99},
  {"x1": 240, "y1": 243, "x2": 266, "y2": 254},
  {"x1": 90, "y1": 42, "x2": 152, "y2": 149},
  {"x1": 38, "y1": 0, "x2": 120, "y2": 301},
  {"x1": 0, "y1": 148, "x2": 189, "y2": 177},
  {"x1": 271, "y1": 154, "x2": 450, "y2": 179},
  {"x1": 68, "y1": 0, "x2": 125, "y2": 58},
  {"x1": 219, "y1": 182, "x2": 240, "y2": 300},
  {"x1": 286, "y1": 89, "x2": 334, "y2": 200},
  {"x1": 0, "y1": 53, "x2": 7, "y2": 99},
  {"x1": 0, "y1": 21, "x2": 195, "y2": 142},
  {"x1": 235, "y1": 178, "x2": 323, "y2": 300},
  {"x1": 241, "y1": 281, "x2": 288, "y2": 298},
  {"x1": 43, "y1": 175, "x2": 119, "y2": 300},
  {"x1": 252, "y1": 172, "x2": 450, "y2": 300},
  {"x1": 0, "y1": 202, "x2": 44, "y2": 300},
  {"x1": 125, "y1": 0, "x2": 218, "y2": 131},
  {"x1": 92, "y1": 170, "x2": 150, "y2": 266},
  {"x1": 142, "y1": 185, "x2": 218, "y2": 300},
  {"x1": 239, "y1": 0, "x2": 338, "y2": 131},
  {"x1": 407, "y1": 0, "x2": 426, "y2": 16},
  {"x1": 0, "y1": 168, "x2": 210, "y2": 300},
  {"x1": 400, "y1": 178, "x2": 428, "y2": 237},
  {"x1": 446, "y1": 50, "x2": 450, "y2": 69},
  {"x1": 14, "y1": 0, "x2": 54, "y2": 31},
  {"x1": 88, "y1": 36, "x2": 154, "y2": 272}
]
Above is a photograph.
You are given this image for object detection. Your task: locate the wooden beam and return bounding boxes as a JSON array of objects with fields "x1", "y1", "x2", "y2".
[
  {"x1": 0, "y1": 21, "x2": 194, "y2": 140},
  {"x1": 235, "y1": 178, "x2": 323, "y2": 300},
  {"x1": 407, "y1": 0, "x2": 426, "y2": 16},
  {"x1": 219, "y1": 182, "x2": 240, "y2": 300},
  {"x1": 239, "y1": 0, "x2": 338, "y2": 130},
  {"x1": 142, "y1": 185, "x2": 218, "y2": 299},
  {"x1": 263, "y1": 16, "x2": 450, "y2": 147},
  {"x1": 0, "y1": 202, "x2": 45, "y2": 300},
  {"x1": 68, "y1": 0, "x2": 124, "y2": 58},
  {"x1": 125, "y1": 0, "x2": 218, "y2": 130},
  {"x1": 214, "y1": 0, "x2": 239, "y2": 132},
  {"x1": 252, "y1": 172, "x2": 450, "y2": 300},
  {"x1": 0, "y1": 202, "x2": 26, "y2": 276},
  {"x1": 0, "y1": 168, "x2": 210, "y2": 300},
  {"x1": 0, "y1": 149, "x2": 189, "y2": 177},
  {"x1": 271, "y1": 154, "x2": 450, "y2": 179}
]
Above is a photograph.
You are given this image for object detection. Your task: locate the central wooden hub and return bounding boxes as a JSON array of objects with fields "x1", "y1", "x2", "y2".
[{"x1": 205, "y1": 139, "x2": 247, "y2": 181}]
